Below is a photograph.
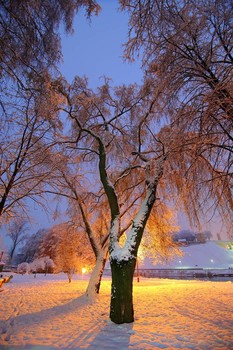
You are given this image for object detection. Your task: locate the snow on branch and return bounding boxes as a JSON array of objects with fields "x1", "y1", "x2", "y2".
[{"x1": 110, "y1": 156, "x2": 166, "y2": 262}]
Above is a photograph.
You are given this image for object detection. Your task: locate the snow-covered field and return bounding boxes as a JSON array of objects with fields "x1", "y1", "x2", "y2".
[{"x1": 0, "y1": 273, "x2": 232, "y2": 349}]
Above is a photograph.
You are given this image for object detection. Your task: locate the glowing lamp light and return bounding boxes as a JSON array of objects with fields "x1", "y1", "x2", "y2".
[{"x1": 82, "y1": 267, "x2": 87, "y2": 274}]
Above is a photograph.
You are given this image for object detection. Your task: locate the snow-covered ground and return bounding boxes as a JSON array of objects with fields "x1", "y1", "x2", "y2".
[{"x1": 0, "y1": 273, "x2": 232, "y2": 349}]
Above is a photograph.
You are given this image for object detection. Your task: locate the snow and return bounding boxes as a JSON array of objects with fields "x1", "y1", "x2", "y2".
[
  {"x1": 85, "y1": 250, "x2": 107, "y2": 298},
  {"x1": 110, "y1": 191, "x2": 151, "y2": 262},
  {"x1": 1, "y1": 273, "x2": 233, "y2": 349},
  {"x1": 143, "y1": 241, "x2": 233, "y2": 269}
]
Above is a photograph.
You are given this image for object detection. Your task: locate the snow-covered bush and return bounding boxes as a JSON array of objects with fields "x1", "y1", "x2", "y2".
[
  {"x1": 30, "y1": 258, "x2": 45, "y2": 273},
  {"x1": 17, "y1": 257, "x2": 54, "y2": 274},
  {"x1": 30, "y1": 257, "x2": 55, "y2": 273},
  {"x1": 17, "y1": 262, "x2": 30, "y2": 274}
]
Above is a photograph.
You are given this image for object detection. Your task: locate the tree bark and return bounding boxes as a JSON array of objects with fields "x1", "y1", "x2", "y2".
[
  {"x1": 110, "y1": 257, "x2": 136, "y2": 324},
  {"x1": 109, "y1": 158, "x2": 165, "y2": 324}
]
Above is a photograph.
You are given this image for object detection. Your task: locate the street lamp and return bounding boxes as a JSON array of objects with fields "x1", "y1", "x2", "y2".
[
  {"x1": 81, "y1": 267, "x2": 87, "y2": 280},
  {"x1": 82, "y1": 267, "x2": 87, "y2": 274},
  {"x1": 136, "y1": 257, "x2": 140, "y2": 283}
]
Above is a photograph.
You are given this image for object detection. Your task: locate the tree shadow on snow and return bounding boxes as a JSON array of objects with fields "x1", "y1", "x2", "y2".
[
  {"x1": 80, "y1": 321, "x2": 133, "y2": 350},
  {"x1": 0, "y1": 295, "x2": 97, "y2": 337},
  {"x1": 0, "y1": 294, "x2": 133, "y2": 349}
]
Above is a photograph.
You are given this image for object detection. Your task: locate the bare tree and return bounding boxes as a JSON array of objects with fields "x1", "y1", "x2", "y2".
[
  {"x1": 0, "y1": 88, "x2": 58, "y2": 222},
  {"x1": 7, "y1": 219, "x2": 28, "y2": 263},
  {"x1": 55, "y1": 73, "x2": 233, "y2": 324},
  {"x1": 53, "y1": 170, "x2": 110, "y2": 295},
  {"x1": 51, "y1": 78, "x2": 189, "y2": 323},
  {"x1": 120, "y1": 0, "x2": 233, "y2": 233},
  {"x1": 18, "y1": 229, "x2": 48, "y2": 264},
  {"x1": 0, "y1": 0, "x2": 100, "y2": 82},
  {"x1": 120, "y1": 0, "x2": 232, "y2": 122},
  {"x1": 51, "y1": 223, "x2": 94, "y2": 283},
  {"x1": 46, "y1": 152, "x2": 137, "y2": 297},
  {"x1": 0, "y1": 0, "x2": 101, "y2": 222}
]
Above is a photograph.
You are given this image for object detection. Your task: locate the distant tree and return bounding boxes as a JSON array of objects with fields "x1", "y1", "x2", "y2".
[
  {"x1": 18, "y1": 223, "x2": 94, "y2": 280},
  {"x1": 18, "y1": 229, "x2": 48, "y2": 263},
  {"x1": 217, "y1": 233, "x2": 222, "y2": 241},
  {"x1": 195, "y1": 232, "x2": 206, "y2": 243},
  {"x1": 0, "y1": 246, "x2": 7, "y2": 266},
  {"x1": 37, "y1": 226, "x2": 61, "y2": 261},
  {"x1": 203, "y1": 231, "x2": 213, "y2": 241},
  {"x1": 7, "y1": 219, "x2": 29, "y2": 263},
  {"x1": 140, "y1": 205, "x2": 181, "y2": 265},
  {"x1": 52, "y1": 223, "x2": 94, "y2": 282},
  {"x1": 173, "y1": 230, "x2": 196, "y2": 243},
  {"x1": 0, "y1": 235, "x2": 4, "y2": 254}
]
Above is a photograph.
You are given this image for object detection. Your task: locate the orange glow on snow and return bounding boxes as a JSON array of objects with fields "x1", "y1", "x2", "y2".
[{"x1": 0, "y1": 275, "x2": 232, "y2": 349}]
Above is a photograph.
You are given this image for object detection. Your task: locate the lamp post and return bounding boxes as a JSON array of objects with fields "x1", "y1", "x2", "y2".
[
  {"x1": 136, "y1": 257, "x2": 140, "y2": 283},
  {"x1": 0, "y1": 251, "x2": 4, "y2": 273}
]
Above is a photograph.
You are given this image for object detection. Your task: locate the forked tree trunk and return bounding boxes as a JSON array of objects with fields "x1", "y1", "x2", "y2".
[
  {"x1": 94, "y1": 257, "x2": 106, "y2": 294},
  {"x1": 97, "y1": 130, "x2": 165, "y2": 324},
  {"x1": 110, "y1": 257, "x2": 136, "y2": 324}
]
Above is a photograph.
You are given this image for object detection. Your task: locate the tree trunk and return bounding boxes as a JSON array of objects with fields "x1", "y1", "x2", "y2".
[
  {"x1": 67, "y1": 272, "x2": 72, "y2": 283},
  {"x1": 110, "y1": 257, "x2": 136, "y2": 324},
  {"x1": 9, "y1": 243, "x2": 17, "y2": 264},
  {"x1": 85, "y1": 248, "x2": 107, "y2": 298}
]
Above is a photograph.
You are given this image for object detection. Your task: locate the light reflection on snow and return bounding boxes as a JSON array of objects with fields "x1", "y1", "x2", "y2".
[{"x1": 0, "y1": 273, "x2": 232, "y2": 349}]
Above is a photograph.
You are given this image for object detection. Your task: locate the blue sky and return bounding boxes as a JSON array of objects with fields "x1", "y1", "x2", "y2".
[{"x1": 60, "y1": 0, "x2": 143, "y2": 87}]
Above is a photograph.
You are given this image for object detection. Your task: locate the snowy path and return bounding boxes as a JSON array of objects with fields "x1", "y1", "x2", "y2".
[{"x1": 0, "y1": 274, "x2": 232, "y2": 349}]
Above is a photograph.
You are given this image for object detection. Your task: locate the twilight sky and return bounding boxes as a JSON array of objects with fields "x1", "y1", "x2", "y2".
[
  {"x1": 58, "y1": 2, "x2": 226, "y2": 239},
  {"x1": 22, "y1": 2, "x2": 228, "y2": 237},
  {"x1": 16, "y1": 1, "x2": 143, "y2": 237},
  {"x1": 59, "y1": 0, "x2": 143, "y2": 87},
  {"x1": 1, "y1": 1, "x2": 226, "y2": 250}
]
